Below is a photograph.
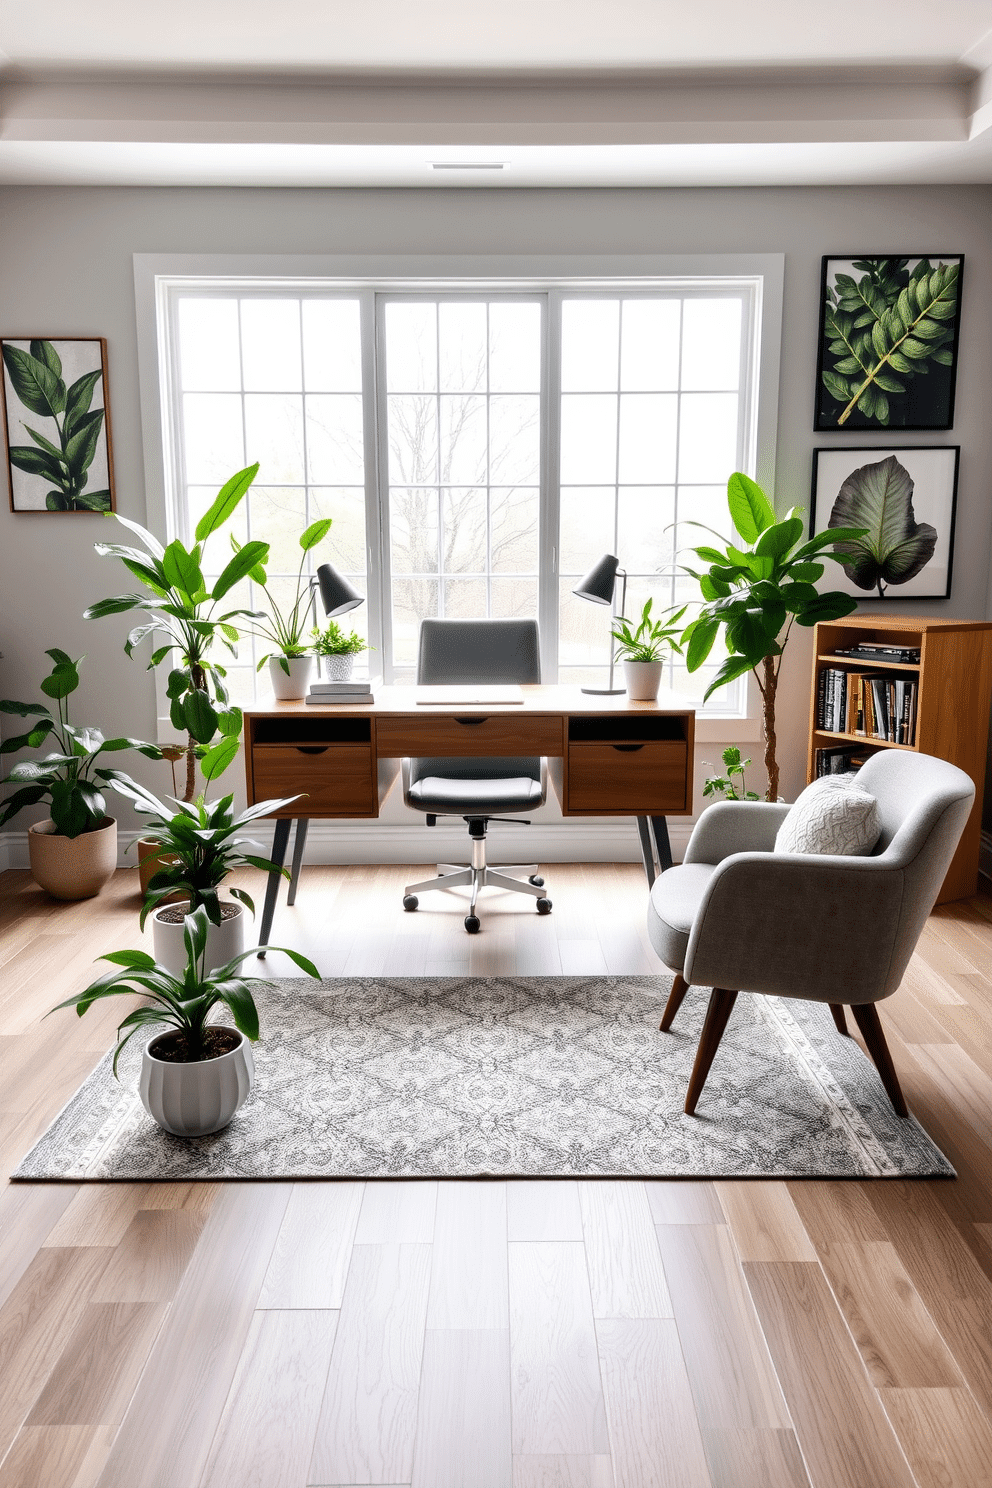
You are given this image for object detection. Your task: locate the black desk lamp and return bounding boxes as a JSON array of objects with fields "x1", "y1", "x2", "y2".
[
  {"x1": 573, "y1": 554, "x2": 627, "y2": 695},
  {"x1": 310, "y1": 563, "x2": 364, "y2": 625}
]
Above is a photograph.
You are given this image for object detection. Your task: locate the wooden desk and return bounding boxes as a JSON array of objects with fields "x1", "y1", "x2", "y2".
[{"x1": 244, "y1": 685, "x2": 695, "y2": 945}]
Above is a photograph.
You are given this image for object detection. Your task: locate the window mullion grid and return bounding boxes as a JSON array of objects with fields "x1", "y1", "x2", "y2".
[
  {"x1": 541, "y1": 291, "x2": 560, "y2": 681},
  {"x1": 667, "y1": 297, "x2": 687, "y2": 692},
  {"x1": 296, "y1": 300, "x2": 313, "y2": 600},
  {"x1": 234, "y1": 298, "x2": 260, "y2": 685},
  {"x1": 435, "y1": 303, "x2": 443, "y2": 620},
  {"x1": 485, "y1": 301, "x2": 492, "y2": 618},
  {"x1": 611, "y1": 299, "x2": 623, "y2": 680},
  {"x1": 370, "y1": 292, "x2": 395, "y2": 681}
]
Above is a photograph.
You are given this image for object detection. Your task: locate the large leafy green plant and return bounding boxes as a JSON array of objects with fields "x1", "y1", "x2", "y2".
[
  {"x1": 235, "y1": 518, "x2": 333, "y2": 672},
  {"x1": 821, "y1": 258, "x2": 959, "y2": 428},
  {"x1": 49, "y1": 905, "x2": 320, "y2": 1073},
  {"x1": 0, "y1": 650, "x2": 162, "y2": 837},
  {"x1": 109, "y1": 776, "x2": 300, "y2": 928},
  {"x1": 681, "y1": 473, "x2": 865, "y2": 802},
  {"x1": 1, "y1": 340, "x2": 111, "y2": 511},
  {"x1": 826, "y1": 454, "x2": 936, "y2": 599},
  {"x1": 84, "y1": 465, "x2": 267, "y2": 800}
]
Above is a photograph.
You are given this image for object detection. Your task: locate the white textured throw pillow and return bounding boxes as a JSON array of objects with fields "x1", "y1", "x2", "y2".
[{"x1": 774, "y1": 778, "x2": 881, "y2": 857}]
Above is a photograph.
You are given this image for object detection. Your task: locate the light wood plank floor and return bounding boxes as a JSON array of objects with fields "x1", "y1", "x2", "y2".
[{"x1": 3, "y1": 861, "x2": 992, "y2": 1487}]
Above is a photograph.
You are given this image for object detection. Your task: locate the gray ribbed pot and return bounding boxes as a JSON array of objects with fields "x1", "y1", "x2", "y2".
[{"x1": 139, "y1": 1029, "x2": 254, "y2": 1136}]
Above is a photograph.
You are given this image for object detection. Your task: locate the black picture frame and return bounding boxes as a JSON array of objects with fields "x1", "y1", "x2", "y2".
[
  {"x1": 0, "y1": 336, "x2": 116, "y2": 513},
  {"x1": 814, "y1": 255, "x2": 963, "y2": 432},
  {"x1": 810, "y1": 446, "x2": 959, "y2": 602}
]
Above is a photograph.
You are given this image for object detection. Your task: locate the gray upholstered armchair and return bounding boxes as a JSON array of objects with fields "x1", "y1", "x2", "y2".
[{"x1": 647, "y1": 750, "x2": 975, "y2": 1117}]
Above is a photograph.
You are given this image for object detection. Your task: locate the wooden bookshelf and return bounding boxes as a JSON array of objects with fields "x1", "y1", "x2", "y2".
[{"x1": 808, "y1": 615, "x2": 992, "y2": 903}]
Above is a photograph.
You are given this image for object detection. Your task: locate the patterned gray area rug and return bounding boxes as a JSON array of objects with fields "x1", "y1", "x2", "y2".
[{"x1": 14, "y1": 975, "x2": 952, "y2": 1181}]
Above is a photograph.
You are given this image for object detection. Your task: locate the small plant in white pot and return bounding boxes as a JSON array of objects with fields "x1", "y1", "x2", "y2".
[
  {"x1": 611, "y1": 600, "x2": 687, "y2": 701},
  {"x1": 0, "y1": 650, "x2": 162, "y2": 899},
  {"x1": 237, "y1": 518, "x2": 333, "y2": 699},
  {"x1": 49, "y1": 905, "x2": 320, "y2": 1136},
  {"x1": 111, "y1": 777, "x2": 300, "y2": 975},
  {"x1": 311, "y1": 620, "x2": 369, "y2": 681}
]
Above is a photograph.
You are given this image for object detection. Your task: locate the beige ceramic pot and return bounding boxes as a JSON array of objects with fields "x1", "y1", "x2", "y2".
[{"x1": 27, "y1": 817, "x2": 118, "y2": 900}]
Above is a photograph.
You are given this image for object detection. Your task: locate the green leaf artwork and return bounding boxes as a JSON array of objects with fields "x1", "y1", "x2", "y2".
[
  {"x1": 1, "y1": 338, "x2": 113, "y2": 512},
  {"x1": 827, "y1": 454, "x2": 938, "y2": 599},
  {"x1": 816, "y1": 257, "x2": 962, "y2": 430}
]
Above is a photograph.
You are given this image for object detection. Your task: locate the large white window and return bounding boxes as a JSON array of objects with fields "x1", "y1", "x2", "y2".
[{"x1": 147, "y1": 262, "x2": 779, "y2": 715}]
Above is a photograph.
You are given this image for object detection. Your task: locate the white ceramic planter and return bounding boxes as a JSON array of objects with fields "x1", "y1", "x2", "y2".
[
  {"x1": 151, "y1": 901, "x2": 247, "y2": 977},
  {"x1": 623, "y1": 659, "x2": 664, "y2": 701},
  {"x1": 319, "y1": 653, "x2": 355, "y2": 681},
  {"x1": 139, "y1": 1028, "x2": 254, "y2": 1136},
  {"x1": 27, "y1": 817, "x2": 117, "y2": 900},
  {"x1": 268, "y1": 655, "x2": 313, "y2": 700}
]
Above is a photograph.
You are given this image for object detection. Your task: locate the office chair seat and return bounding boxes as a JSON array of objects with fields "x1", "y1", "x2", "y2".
[
  {"x1": 402, "y1": 617, "x2": 552, "y2": 933},
  {"x1": 406, "y1": 774, "x2": 544, "y2": 815}
]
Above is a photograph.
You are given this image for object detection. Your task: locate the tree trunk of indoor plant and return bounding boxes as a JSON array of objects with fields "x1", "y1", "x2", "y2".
[{"x1": 761, "y1": 654, "x2": 779, "y2": 803}]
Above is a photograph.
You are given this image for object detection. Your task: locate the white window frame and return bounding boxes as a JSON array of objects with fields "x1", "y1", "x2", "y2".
[{"x1": 134, "y1": 253, "x2": 783, "y2": 743}]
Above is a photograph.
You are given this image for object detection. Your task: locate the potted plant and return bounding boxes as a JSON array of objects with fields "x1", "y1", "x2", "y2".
[
  {"x1": 237, "y1": 518, "x2": 333, "y2": 700},
  {"x1": 84, "y1": 464, "x2": 268, "y2": 800},
  {"x1": 0, "y1": 650, "x2": 162, "y2": 899},
  {"x1": 610, "y1": 600, "x2": 686, "y2": 700},
  {"x1": 702, "y1": 745, "x2": 760, "y2": 802},
  {"x1": 680, "y1": 472, "x2": 866, "y2": 801},
  {"x1": 311, "y1": 620, "x2": 369, "y2": 681},
  {"x1": 110, "y1": 776, "x2": 300, "y2": 975},
  {"x1": 49, "y1": 905, "x2": 320, "y2": 1136}
]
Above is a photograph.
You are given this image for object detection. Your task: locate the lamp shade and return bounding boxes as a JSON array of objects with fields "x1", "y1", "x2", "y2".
[
  {"x1": 316, "y1": 563, "x2": 363, "y2": 617},
  {"x1": 573, "y1": 554, "x2": 620, "y2": 605}
]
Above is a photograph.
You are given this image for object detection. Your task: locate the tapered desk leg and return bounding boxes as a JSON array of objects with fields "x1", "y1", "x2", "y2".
[
  {"x1": 650, "y1": 816, "x2": 673, "y2": 873},
  {"x1": 636, "y1": 817, "x2": 656, "y2": 888},
  {"x1": 286, "y1": 818, "x2": 309, "y2": 906},
  {"x1": 257, "y1": 817, "x2": 292, "y2": 958}
]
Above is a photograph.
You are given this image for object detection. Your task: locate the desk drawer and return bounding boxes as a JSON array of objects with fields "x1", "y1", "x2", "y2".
[
  {"x1": 375, "y1": 714, "x2": 562, "y2": 758},
  {"x1": 568, "y1": 740, "x2": 688, "y2": 814},
  {"x1": 251, "y1": 744, "x2": 373, "y2": 816}
]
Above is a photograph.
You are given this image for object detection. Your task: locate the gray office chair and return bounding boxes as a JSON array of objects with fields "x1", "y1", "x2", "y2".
[
  {"x1": 402, "y1": 618, "x2": 552, "y2": 933},
  {"x1": 647, "y1": 750, "x2": 975, "y2": 1116}
]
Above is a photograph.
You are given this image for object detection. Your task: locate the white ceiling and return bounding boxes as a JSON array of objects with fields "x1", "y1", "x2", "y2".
[{"x1": 1, "y1": 1, "x2": 991, "y2": 187}]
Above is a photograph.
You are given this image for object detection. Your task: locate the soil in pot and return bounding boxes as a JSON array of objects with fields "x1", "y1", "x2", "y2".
[
  {"x1": 150, "y1": 1027, "x2": 242, "y2": 1062},
  {"x1": 155, "y1": 901, "x2": 243, "y2": 927}
]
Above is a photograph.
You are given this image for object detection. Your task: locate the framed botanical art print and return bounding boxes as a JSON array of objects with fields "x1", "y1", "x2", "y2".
[
  {"x1": 815, "y1": 256, "x2": 963, "y2": 432},
  {"x1": 1, "y1": 337, "x2": 116, "y2": 512},
  {"x1": 810, "y1": 446, "x2": 959, "y2": 602}
]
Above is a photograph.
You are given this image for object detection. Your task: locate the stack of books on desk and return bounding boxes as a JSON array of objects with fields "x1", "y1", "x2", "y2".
[{"x1": 305, "y1": 679, "x2": 376, "y2": 705}]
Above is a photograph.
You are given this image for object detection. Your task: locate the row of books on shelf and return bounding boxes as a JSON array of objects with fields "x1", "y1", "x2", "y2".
[
  {"x1": 814, "y1": 745, "x2": 874, "y2": 778},
  {"x1": 816, "y1": 668, "x2": 918, "y2": 745}
]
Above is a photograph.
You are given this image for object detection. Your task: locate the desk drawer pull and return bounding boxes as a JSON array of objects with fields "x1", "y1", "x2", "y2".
[
  {"x1": 455, "y1": 716, "x2": 490, "y2": 726},
  {"x1": 612, "y1": 743, "x2": 644, "y2": 752},
  {"x1": 296, "y1": 746, "x2": 329, "y2": 755}
]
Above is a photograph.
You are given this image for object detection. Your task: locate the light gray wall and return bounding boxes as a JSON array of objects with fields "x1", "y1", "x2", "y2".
[{"x1": 1, "y1": 184, "x2": 990, "y2": 846}]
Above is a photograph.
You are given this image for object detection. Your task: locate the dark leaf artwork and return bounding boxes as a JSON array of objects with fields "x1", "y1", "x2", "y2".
[
  {"x1": 827, "y1": 454, "x2": 937, "y2": 599},
  {"x1": 1, "y1": 338, "x2": 114, "y2": 512},
  {"x1": 816, "y1": 257, "x2": 963, "y2": 430}
]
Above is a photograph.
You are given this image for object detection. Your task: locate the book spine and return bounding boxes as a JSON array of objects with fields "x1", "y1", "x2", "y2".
[
  {"x1": 816, "y1": 668, "x2": 828, "y2": 729},
  {"x1": 871, "y1": 678, "x2": 888, "y2": 742}
]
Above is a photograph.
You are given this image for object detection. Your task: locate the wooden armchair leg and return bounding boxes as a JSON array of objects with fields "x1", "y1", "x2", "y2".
[
  {"x1": 829, "y1": 1004, "x2": 849, "y2": 1037},
  {"x1": 685, "y1": 988, "x2": 738, "y2": 1116},
  {"x1": 850, "y1": 1003, "x2": 909, "y2": 1118},
  {"x1": 660, "y1": 973, "x2": 690, "y2": 1032}
]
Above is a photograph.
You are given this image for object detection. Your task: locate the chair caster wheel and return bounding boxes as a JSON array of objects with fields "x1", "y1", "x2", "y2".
[
  {"x1": 465, "y1": 915, "x2": 481, "y2": 934},
  {"x1": 403, "y1": 895, "x2": 419, "y2": 911},
  {"x1": 529, "y1": 874, "x2": 544, "y2": 887},
  {"x1": 536, "y1": 898, "x2": 552, "y2": 915}
]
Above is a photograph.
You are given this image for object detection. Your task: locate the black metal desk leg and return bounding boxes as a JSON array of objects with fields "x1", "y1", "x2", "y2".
[
  {"x1": 650, "y1": 816, "x2": 674, "y2": 873},
  {"x1": 257, "y1": 817, "x2": 292, "y2": 957},
  {"x1": 636, "y1": 816, "x2": 657, "y2": 888},
  {"x1": 286, "y1": 818, "x2": 309, "y2": 906}
]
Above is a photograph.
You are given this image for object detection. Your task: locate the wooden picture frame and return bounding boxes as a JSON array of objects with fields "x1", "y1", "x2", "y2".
[
  {"x1": 810, "y1": 445, "x2": 959, "y2": 602},
  {"x1": 1, "y1": 336, "x2": 116, "y2": 513},
  {"x1": 814, "y1": 255, "x2": 963, "y2": 432}
]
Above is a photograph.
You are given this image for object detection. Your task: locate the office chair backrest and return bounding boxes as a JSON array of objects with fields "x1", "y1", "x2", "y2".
[
  {"x1": 417, "y1": 619, "x2": 541, "y2": 687},
  {"x1": 411, "y1": 618, "x2": 542, "y2": 785}
]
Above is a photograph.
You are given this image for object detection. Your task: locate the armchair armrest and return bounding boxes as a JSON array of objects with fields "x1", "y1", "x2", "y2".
[
  {"x1": 684, "y1": 851, "x2": 905, "y2": 1003},
  {"x1": 684, "y1": 801, "x2": 792, "y2": 865}
]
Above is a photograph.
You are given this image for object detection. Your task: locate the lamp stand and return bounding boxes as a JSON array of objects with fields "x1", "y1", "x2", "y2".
[{"x1": 582, "y1": 569, "x2": 627, "y2": 695}]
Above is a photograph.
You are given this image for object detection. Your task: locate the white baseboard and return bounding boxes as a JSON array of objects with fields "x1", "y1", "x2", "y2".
[{"x1": 0, "y1": 819, "x2": 693, "y2": 872}]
